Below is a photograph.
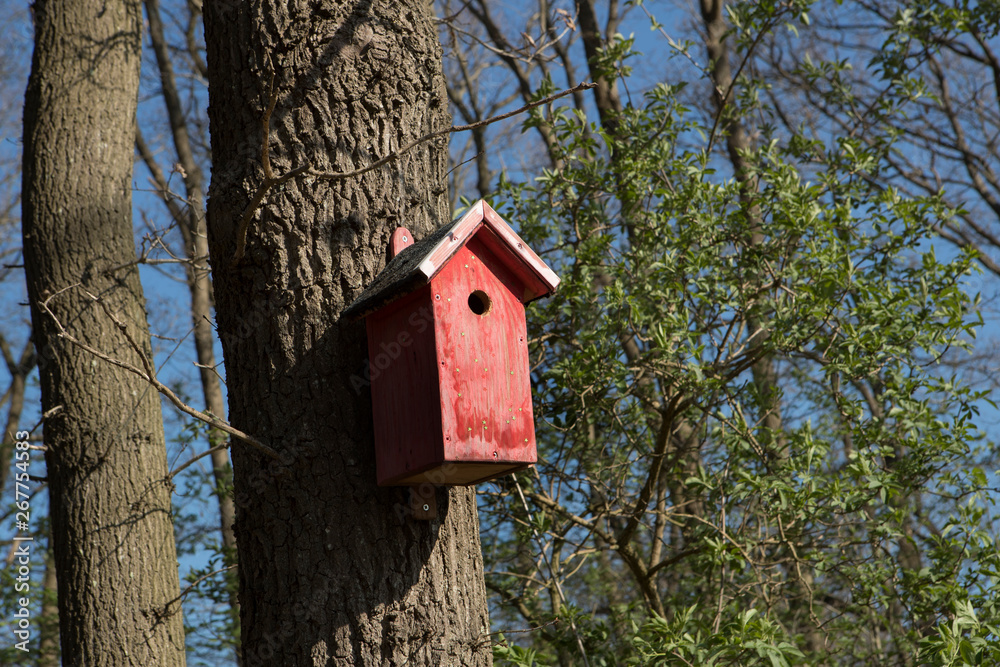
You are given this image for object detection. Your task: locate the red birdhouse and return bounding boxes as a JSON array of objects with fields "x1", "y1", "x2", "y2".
[{"x1": 344, "y1": 200, "x2": 560, "y2": 486}]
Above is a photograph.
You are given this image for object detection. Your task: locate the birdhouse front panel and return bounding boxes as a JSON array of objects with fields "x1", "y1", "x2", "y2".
[
  {"x1": 366, "y1": 239, "x2": 535, "y2": 486},
  {"x1": 432, "y1": 236, "x2": 536, "y2": 482}
]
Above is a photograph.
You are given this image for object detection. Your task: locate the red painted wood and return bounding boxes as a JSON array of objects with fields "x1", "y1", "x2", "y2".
[
  {"x1": 390, "y1": 227, "x2": 415, "y2": 258},
  {"x1": 367, "y1": 203, "x2": 549, "y2": 486},
  {"x1": 413, "y1": 201, "x2": 559, "y2": 304},
  {"x1": 481, "y1": 202, "x2": 560, "y2": 298},
  {"x1": 432, "y1": 242, "x2": 536, "y2": 470},
  {"x1": 475, "y1": 226, "x2": 551, "y2": 304},
  {"x1": 415, "y1": 203, "x2": 484, "y2": 280},
  {"x1": 366, "y1": 286, "x2": 444, "y2": 485}
]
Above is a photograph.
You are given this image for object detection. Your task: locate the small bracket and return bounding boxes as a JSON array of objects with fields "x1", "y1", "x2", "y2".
[
  {"x1": 390, "y1": 227, "x2": 414, "y2": 259},
  {"x1": 408, "y1": 485, "x2": 437, "y2": 520}
]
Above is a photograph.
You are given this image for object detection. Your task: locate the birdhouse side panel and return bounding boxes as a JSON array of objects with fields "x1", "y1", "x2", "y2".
[
  {"x1": 365, "y1": 287, "x2": 445, "y2": 485},
  {"x1": 432, "y1": 243, "x2": 537, "y2": 466}
]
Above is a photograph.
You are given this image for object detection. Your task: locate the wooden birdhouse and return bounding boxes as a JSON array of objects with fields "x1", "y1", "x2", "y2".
[{"x1": 344, "y1": 200, "x2": 560, "y2": 487}]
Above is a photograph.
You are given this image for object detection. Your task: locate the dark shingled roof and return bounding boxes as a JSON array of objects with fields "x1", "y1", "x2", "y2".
[{"x1": 342, "y1": 217, "x2": 467, "y2": 320}]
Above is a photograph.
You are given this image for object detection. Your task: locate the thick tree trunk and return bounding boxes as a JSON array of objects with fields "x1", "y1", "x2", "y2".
[
  {"x1": 203, "y1": 1, "x2": 492, "y2": 665},
  {"x1": 21, "y1": 0, "x2": 187, "y2": 664}
]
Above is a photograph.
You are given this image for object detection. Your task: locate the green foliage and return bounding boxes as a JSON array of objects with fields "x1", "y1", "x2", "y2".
[
  {"x1": 631, "y1": 607, "x2": 805, "y2": 666},
  {"x1": 494, "y1": 636, "x2": 548, "y2": 667},
  {"x1": 482, "y1": 4, "x2": 997, "y2": 664}
]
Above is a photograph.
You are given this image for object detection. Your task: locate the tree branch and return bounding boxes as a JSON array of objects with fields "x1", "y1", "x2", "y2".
[
  {"x1": 231, "y1": 78, "x2": 594, "y2": 265},
  {"x1": 37, "y1": 288, "x2": 279, "y2": 461}
]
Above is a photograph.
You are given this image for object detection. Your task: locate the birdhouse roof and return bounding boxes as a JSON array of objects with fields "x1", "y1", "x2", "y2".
[{"x1": 343, "y1": 200, "x2": 560, "y2": 320}]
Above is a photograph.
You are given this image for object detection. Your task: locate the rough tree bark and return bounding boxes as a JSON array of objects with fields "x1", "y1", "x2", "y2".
[
  {"x1": 203, "y1": 1, "x2": 492, "y2": 665},
  {"x1": 21, "y1": 0, "x2": 186, "y2": 664}
]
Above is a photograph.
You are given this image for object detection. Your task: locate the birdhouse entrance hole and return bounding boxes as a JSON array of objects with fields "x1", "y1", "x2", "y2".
[{"x1": 468, "y1": 290, "x2": 491, "y2": 315}]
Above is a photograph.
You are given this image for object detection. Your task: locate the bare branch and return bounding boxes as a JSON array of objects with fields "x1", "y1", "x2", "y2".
[
  {"x1": 231, "y1": 79, "x2": 595, "y2": 265},
  {"x1": 37, "y1": 289, "x2": 279, "y2": 461},
  {"x1": 169, "y1": 441, "x2": 230, "y2": 480}
]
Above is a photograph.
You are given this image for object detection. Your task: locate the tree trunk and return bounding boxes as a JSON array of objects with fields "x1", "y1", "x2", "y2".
[
  {"x1": 37, "y1": 541, "x2": 59, "y2": 667},
  {"x1": 699, "y1": 0, "x2": 818, "y2": 653},
  {"x1": 0, "y1": 337, "x2": 33, "y2": 498},
  {"x1": 202, "y1": 1, "x2": 492, "y2": 665},
  {"x1": 21, "y1": 0, "x2": 187, "y2": 664},
  {"x1": 140, "y1": 0, "x2": 243, "y2": 659}
]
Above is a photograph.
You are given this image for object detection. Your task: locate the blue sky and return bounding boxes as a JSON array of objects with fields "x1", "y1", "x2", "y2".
[{"x1": 1, "y1": 1, "x2": 998, "y2": 663}]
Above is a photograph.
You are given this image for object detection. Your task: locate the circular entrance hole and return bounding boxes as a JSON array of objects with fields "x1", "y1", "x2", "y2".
[{"x1": 468, "y1": 290, "x2": 492, "y2": 315}]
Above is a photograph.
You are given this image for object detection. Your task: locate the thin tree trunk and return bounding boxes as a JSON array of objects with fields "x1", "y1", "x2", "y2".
[
  {"x1": 203, "y1": 1, "x2": 492, "y2": 664},
  {"x1": 698, "y1": 0, "x2": 816, "y2": 652},
  {"x1": 21, "y1": 0, "x2": 186, "y2": 664},
  {"x1": 37, "y1": 541, "x2": 59, "y2": 667},
  {"x1": 0, "y1": 337, "x2": 33, "y2": 498},
  {"x1": 699, "y1": 0, "x2": 785, "y2": 448},
  {"x1": 140, "y1": 0, "x2": 242, "y2": 659}
]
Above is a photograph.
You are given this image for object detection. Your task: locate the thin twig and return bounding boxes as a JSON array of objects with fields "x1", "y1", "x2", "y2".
[
  {"x1": 37, "y1": 290, "x2": 279, "y2": 461},
  {"x1": 704, "y1": 8, "x2": 782, "y2": 158},
  {"x1": 513, "y1": 477, "x2": 592, "y2": 667},
  {"x1": 490, "y1": 617, "x2": 560, "y2": 637},
  {"x1": 231, "y1": 77, "x2": 596, "y2": 265},
  {"x1": 446, "y1": 149, "x2": 485, "y2": 179},
  {"x1": 28, "y1": 406, "x2": 63, "y2": 436},
  {"x1": 163, "y1": 564, "x2": 239, "y2": 616},
  {"x1": 230, "y1": 165, "x2": 309, "y2": 266},
  {"x1": 312, "y1": 81, "x2": 594, "y2": 182},
  {"x1": 169, "y1": 442, "x2": 230, "y2": 480}
]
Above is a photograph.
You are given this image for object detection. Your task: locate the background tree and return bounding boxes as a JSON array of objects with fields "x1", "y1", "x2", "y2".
[
  {"x1": 749, "y1": 0, "x2": 1000, "y2": 392},
  {"x1": 440, "y1": 1, "x2": 1000, "y2": 664},
  {"x1": 135, "y1": 0, "x2": 242, "y2": 658},
  {"x1": 20, "y1": 0, "x2": 186, "y2": 663}
]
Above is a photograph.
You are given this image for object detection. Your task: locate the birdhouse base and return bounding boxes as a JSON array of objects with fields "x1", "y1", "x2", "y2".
[{"x1": 381, "y1": 461, "x2": 531, "y2": 487}]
